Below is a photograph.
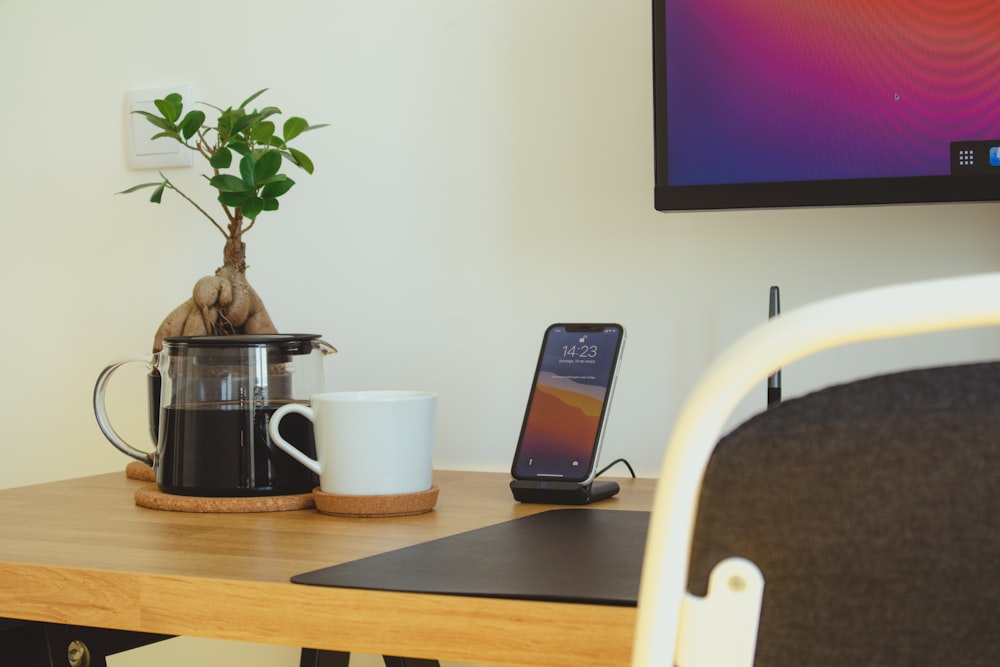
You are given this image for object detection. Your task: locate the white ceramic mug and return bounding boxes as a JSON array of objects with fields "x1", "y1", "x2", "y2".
[{"x1": 269, "y1": 390, "x2": 436, "y2": 496}]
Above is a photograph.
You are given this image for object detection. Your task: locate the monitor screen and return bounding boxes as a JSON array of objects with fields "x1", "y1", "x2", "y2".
[{"x1": 653, "y1": 0, "x2": 1000, "y2": 210}]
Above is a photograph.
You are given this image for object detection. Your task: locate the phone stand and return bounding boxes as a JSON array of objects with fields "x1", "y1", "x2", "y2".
[{"x1": 509, "y1": 479, "x2": 621, "y2": 505}]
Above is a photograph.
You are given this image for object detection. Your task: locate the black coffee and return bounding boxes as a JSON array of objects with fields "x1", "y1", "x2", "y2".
[{"x1": 157, "y1": 401, "x2": 318, "y2": 496}]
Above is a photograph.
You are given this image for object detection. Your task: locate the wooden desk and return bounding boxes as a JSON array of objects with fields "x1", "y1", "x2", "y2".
[{"x1": 0, "y1": 471, "x2": 655, "y2": 666}]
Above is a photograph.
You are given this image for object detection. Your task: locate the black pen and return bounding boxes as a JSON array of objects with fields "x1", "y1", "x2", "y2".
[{"x1": 767, "y1": 285, "x2": 782, "y2": 407}]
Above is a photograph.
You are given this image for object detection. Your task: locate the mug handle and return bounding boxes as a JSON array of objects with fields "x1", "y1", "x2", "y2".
[
  {"x1": 269, "y1": 404, "x2": 322, "y2": 475},
  {"x1": 93, "y1": 356, "x2": 156, "y2": 464}
]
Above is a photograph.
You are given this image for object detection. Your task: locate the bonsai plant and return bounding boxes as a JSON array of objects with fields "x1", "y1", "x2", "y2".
[{"x1": 120, "y1": 88, "x2": 326, "y2": 352}]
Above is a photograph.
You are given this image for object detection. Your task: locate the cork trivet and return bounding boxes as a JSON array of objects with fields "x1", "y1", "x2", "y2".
[
  {"x1": 134, "y1": 484, "x2": 315, "y2": 513},
  {"x1": 312, "y1": 485, "x2": 439, "y2": 518},
  {"x1": 125, "y1": 461, "x2": 156, "y2": 482}
]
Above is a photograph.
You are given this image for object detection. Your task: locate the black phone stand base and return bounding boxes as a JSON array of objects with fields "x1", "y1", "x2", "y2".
[{"x1": 509, "y1": 479, "x2": 621, "y2": 505}]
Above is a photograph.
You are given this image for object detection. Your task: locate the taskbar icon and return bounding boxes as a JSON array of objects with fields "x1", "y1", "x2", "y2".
[{"x1": 951, "y1": 140, "x2": 1000, "y2": 174}]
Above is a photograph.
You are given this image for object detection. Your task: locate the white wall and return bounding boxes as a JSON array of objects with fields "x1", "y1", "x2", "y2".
[{"x1": 3, "y1": 0, "x2": 999, "y2": 665}]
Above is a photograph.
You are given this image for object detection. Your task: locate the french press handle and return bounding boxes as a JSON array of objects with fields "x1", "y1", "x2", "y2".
[{"x1": 93, "y1": 355, "x2": 157, "y2": 465}]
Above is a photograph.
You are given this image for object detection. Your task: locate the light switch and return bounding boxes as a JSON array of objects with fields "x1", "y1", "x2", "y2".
[{"x1": 125, "y1": 85, "x2": 195, "y2": 170}]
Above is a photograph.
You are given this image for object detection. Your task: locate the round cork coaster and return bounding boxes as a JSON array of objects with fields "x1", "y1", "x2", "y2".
[
  {"x1": 125, "y1": 461, "x2": 156, "y2": 482},
  {"x1": 134, "y1": 484, "x2": 315, "y2": 513},
  {"x1": 312, "y1": 485, "x2": 439, "y2": 518}
]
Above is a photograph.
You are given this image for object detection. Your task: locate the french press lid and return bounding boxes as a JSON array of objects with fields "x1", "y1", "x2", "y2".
[{"x1": 162, "y1": 334, "x2": 324, "y2": 357}]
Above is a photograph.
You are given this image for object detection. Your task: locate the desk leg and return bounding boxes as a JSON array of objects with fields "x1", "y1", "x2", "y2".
[
  {"x1": 298, "y1": 650, "x2": 441, "y2": 667},
  {"x1": 300, "y1": 648, "x2": 351, "y2": 667},
  {"x1": 382, "y1": 657, "x2": 441, "y2": 667}
]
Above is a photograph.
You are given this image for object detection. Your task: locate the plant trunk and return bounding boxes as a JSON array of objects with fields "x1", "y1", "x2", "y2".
[{"x1": 152, "y1": 237, "x2": 277, "y2": 353}]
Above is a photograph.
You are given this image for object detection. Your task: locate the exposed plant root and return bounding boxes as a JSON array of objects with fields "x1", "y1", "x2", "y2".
[{"x1": 153, "y1": 261, "x2": 276, "y2": 353}]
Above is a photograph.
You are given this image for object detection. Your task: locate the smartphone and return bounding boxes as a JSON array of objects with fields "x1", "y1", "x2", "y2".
[{"x1": 510, "y1": 323, "x2": 626, "y2": 485}]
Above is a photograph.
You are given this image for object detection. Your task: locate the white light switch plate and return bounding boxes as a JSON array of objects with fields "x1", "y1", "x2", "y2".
[{"x1": 125, "y1": 84, "x2": 195, "y2": 170}]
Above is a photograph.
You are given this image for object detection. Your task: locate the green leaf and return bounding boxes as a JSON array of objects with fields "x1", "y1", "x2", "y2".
[
  {"x1": 231, "y1": 113, "x2": 257, "y2": 136},
  {"x1": 262, "y1": 198, "x2": 280, "y2": 212},
  {"x1": 257, "y1": 106, "x2": 281, "y2": 119},
  {"x1": 282, "y1": 117, "x2": 308, "y2": 142},
  {"x1": 228, "y1": 141, "x2": 251, "y2": 157},
  {"x1": 232, "y1": 107, "x2": 281, "y2": 136},
  {"x1": 218, "y1": 191, "x2": 251, "y2": 207},
  {"x1": 239, "y1": 88, "x2": 268, "y2": 109},
  {"x1": 164, "y1": 92, "x2": 183, "y2": 112},
  {"x1": 254, "y1": 150, "x2": 282, "y2": 183},
  {"x1": 132, "y1": 110, "x2": 175, "y2": 133},
  {"x1": 154, "y1": 97, "x2": 180, "y2": 123},
  {"x1": 260, "y1": 176, "x2": 295, "y2": 199},
  {"x1": 150, "y1": 183, "x2": 165, "y2": 203},
  {"x1": 209, "y1": 147, "x2": 232, "y2": 169},
  {"x1": 116, "y1": 182, "x2": 163, "y2": 195},
  {"x1": 250, "y1": 120, "x2": 275, "y2": 145},
  {"x1": 210, "y1": 174, "x2": 251, "y2": 192},
  {"x1": 151, "y1": 130, "x2": 182, "y2": 142},
  {"x1": 265, "y1": 135, "x2": 287, "y2": 150},
  {"x1": 240, "y1": 196, "x2": 265, "y2": 219},
  {"x1": 217, "y1": 108, "x2": 242, "y2": 136},
  {"x1": 287, "y1": 148, "x2": 314, "y2": 174},
  {"x1": 179, "y1": 110, "x2": 205, "y2": 140},
  {"x1": 239, "y1": 154, "x2": 256, "y2": 187}
]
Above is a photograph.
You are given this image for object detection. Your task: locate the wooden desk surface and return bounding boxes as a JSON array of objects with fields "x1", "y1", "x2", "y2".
[{"x1": 0, "y1": 470, "x2": 655, "y2": 666}]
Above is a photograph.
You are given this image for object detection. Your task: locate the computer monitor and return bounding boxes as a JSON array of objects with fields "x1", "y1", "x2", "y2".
[{"x1": 653, "y1": 0, "x2": 1000, "y2": 211}]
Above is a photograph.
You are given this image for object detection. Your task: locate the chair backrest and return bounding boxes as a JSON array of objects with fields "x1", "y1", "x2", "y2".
[
  {"x1": 689, "y1": 361, "x2": 1000, "y2": 665},
  {"x1": 632, "y1": 272, "x2": 1000, "y2": 667}
]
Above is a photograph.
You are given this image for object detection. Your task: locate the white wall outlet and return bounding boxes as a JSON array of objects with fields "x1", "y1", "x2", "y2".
[{"x1": 125, "y1": 84, "x2": 195, "y2": 170}]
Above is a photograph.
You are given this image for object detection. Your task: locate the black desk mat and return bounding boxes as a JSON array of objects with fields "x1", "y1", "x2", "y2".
[{"x1": 292, "y1": 509, "x2": 650, "y2": 607}]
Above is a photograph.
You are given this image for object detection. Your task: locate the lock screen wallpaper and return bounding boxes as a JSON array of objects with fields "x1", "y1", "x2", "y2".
[
  {"x1": 512, "y1": 326, "x2": 623, "y2": 481},
  {"x1": 664, "y1": 0, "x2": 1000, "y2": 186}
]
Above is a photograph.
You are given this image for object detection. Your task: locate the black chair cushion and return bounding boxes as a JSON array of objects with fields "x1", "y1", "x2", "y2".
[{"x1": 687, "y1": 362, "x2": 1000, "y2": 666}]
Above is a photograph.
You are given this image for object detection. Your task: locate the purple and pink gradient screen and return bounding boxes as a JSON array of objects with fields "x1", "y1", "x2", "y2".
[{"x1": 665, "y1": 0, "x2": 1000, "y2": 185}]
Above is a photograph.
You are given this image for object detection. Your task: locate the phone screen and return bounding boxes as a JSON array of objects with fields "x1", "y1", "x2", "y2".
[{"x1": 511, "y1": 324, "x2": 625, "y2": 483}]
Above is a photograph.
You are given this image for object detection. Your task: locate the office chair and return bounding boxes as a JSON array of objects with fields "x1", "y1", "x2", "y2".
[{"x1": 631, "y1": 272, "x2": 1000, "y2": 666}]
